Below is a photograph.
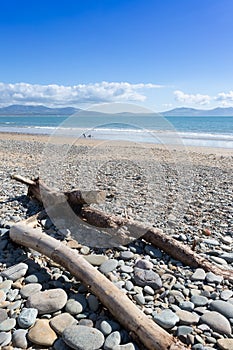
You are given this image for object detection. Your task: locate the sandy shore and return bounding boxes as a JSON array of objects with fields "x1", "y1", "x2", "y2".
[{"x1": 0, "y1": 131, "x2": 232, "y2": 156}]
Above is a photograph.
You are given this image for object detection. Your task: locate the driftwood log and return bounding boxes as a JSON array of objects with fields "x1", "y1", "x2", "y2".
[
  {"x1": 12, "y1": 175, "x2": 233, "y2": 281},
  {"x1": 10, "y1": 219, "x2": 186, "y2": 350},
  {"x1": 81, "y1": 207, "x2": 233, "y2": 281},
  {"x1": 11, "y1": 174, "x2": 106, "y2": 206}
]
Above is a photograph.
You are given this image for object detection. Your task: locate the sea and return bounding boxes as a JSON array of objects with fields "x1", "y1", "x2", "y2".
[{"x1": 0, "y1": 114, "x2": 233, "y2": 148}]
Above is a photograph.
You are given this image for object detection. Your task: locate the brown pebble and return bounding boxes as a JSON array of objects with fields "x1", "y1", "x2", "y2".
[
  {"x1": 12, "y1": 281, "x2": 23, "y2": 289},
  {"x1": 28, "y1": 319, "x2": 57, "y2": 346},
  {"x1": 202, "y1": 228, "x2": 211, "y2": 236},
  {"x1": 67, "y1": 240, "x2": 82, "y2": 249}
]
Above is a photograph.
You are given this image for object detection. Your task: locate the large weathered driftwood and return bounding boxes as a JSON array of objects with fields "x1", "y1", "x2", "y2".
[
  {"x1": 12, "y1": 175, "x2": 233, "y2": 281},
  {"x1": 10, "y1": 220, "x2": 186, "y2": 350},
  {"x1": 11, "y1": 174, "x2": 106, "y2": 205},
  {"x1": 81, "y1": 207, "x2": 233, "y2": 281}
]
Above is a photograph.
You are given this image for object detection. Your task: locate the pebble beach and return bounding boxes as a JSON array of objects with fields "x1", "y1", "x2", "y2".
[{"x1": 0, "y1": 132, "x2": 232, "y2": 350}]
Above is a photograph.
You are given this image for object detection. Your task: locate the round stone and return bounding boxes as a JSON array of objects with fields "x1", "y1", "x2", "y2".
[
  {"x1": 217, "y1": 338, "x2": 233, "y2": 350},
  {"x1": 63, "y1": 325, "x2": 105, "y2": 350},
  {"x1": 12, "y1": 329, "x2": 28, "y2": 349},
  {"x1": 0, "y1": 309, "x2": 8, "y2": 323},
  {"x1": 120, "y1": 251, "x2": 134, "y2": 260},
  {"x1": 87, "y1": 294, "x2": 99, "y2": 312},
  {"x1": 0, "y1": 318, "x2": 16, "y2": 331},
  {"x1": 17, "y1": 308, "x2": 38, "y2": 328},
  {"x1": 84, "y1": 254, "x2": 108, "y2": 266},
  {"x1": 28, "y1": 319, "x2": 57, "y2": 346},
  {"x1": 65, "y1": 299, "x2": 83, "y2": 315},
  {"x1": 100, "y1": 320, "x2": 112, "y2": 335},
  {"x1": 133, "y1": 294, "x2": 145, "y2": 305},
  {"x1": 133, "y1": 268, "x2": 162, "y2": 289},
  {"x1": 200, "y1": 311, "x2": 231, "y2": 335},
  {"x1": 1, "y1": 263, "x2": 28, "y2": 281},
  {"x1": 134, "y1": 259, "x2": 153, "y2": 270},
  {"x1": 26, "y1": 288, "x2": 67, "y2": 314},
  {"x1": 153, "y1": 309, "x2": 179, "y2": 329},
  {"x1": 24, "y1": 274, "x2": 39, "y2": 283},
  {"x1": 210, "y1": 300, "x2": 233, "y2": 319},
  {"x1": 80, "y1": 246, "x2": 90, "y2": 255},
  {"x1": 143, "y1": 285, "x2": 155, "y2": 295},
  {"x1": 191, "y1": 268, "x2": 206, "y2": 281},
  {"x1": 99, "y1": 259, "x2": 118, "y2": 274},
  {"x1": 104, "y1": 331, "x2": 121, "y2": 350},
  {"x1": 50, "y1": 313, "x2": 77, "y2": 335},
  {"x1": 120, "y1": 265, "x2": 133, "y2": 273},
  {"x1": 179, "y1": 301, "x2": 194, "y2": 311},
  {"x1": 0, "y1": 280, "x2": 13, "y2": 292},
  {"x1": 191, "y1": 295, "x2": 209, "y2": 306},
  {"x1": 20, "y1": 283, "x2": 42, "y2": 298},
  {"x1": 221, "y1": 290, "x2": 233, "y2": 301},
  {"x1": 125, "y1": 280, "x2": 134, "y2": 291},
  {"x1": 205, "y1": 272, "x2": 223, "y2": 284},
  {"x1": 0, "y1": 331, "x2": 12, "y2": 347},
  {"x1": 177, "y1": 326, "x2": 193, "y2": 336},
  {"x1": 210, "y1": 256, "x2": 228, "y2": 265},
  {"x1": 176, "y1": 310, "x2": 199, "y2": 325}
]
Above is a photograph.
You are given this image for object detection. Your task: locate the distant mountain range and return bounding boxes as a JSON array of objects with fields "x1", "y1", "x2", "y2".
[
  {"x1": 0, "y1": 104, "x2": 79, "y2": 115},
  {"x1": 161, "y1": 107, "x2": 233, "y2": 116},
  {"x1": 0, "y1": 104, "x2": 233, "y2": 116}
]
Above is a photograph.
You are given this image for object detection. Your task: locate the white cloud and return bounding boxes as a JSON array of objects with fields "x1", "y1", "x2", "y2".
[
  {"x1": 215, "y1": 91, "x2": 233, "y2": 106},
  {"x1": 0, "y1": 81, "x2": 161, "y2": 107},
  {"x1": 174, "y1": 90, "x2": 211, "y2": 105}
]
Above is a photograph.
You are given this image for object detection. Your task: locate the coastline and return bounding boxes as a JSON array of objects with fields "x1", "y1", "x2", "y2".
[{"x1": 0, "y1": 131, "x2": 232, "y2": 156}]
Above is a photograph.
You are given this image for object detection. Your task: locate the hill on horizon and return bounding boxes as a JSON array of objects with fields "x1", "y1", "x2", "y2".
[{"x1": 0, "y1": 104, "x2": 233, "y2": 116}]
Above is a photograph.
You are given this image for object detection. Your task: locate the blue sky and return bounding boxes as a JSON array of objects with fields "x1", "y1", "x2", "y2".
[{"x1": 0, "y1": 0, "x2": 233, "y2": 111}]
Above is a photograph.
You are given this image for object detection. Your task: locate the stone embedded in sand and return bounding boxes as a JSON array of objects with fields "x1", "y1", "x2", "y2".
[
  {"x1": 28, "y1": 319, "x2": 57, "y2": 346},
  {"x1": 26, "y1": 288, "x2": 67, "y2": 314}
]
